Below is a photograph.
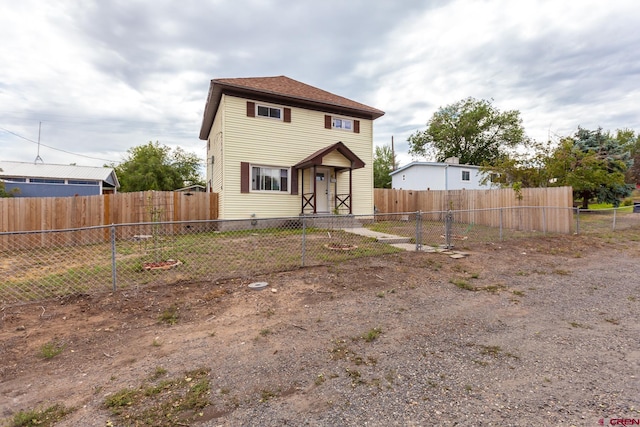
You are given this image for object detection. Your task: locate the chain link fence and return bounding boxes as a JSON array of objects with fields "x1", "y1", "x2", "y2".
[{"x1": 2, "y1": 207, "x2": 639, "y2": 306}]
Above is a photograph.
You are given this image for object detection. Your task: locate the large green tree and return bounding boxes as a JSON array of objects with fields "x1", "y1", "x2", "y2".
[
  {"x1": 481, "y1": 140, "x2": 555, "y2": 188},
  {"x1": 615, "y1": 128, "x2": 640, "y2": 185},
  {"x1": 408, "y1": 97, "x2": 528, "y2": 165},
  {"x1": 112, "y1": 142, "x2": 204, "y2": 192},
  {"x1": 373, "y1": 144, "x2": 397, "y2": 188},
  {"x1": 547, "y1": 127, "x2": 633, "y2": 208}
]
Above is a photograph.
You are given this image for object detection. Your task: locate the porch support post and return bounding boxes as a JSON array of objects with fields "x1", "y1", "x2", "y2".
[
  {"x1": 300, "y1": 168, "x2": 304, "y2": 214},
  {"x1": 313, "y1": 165, "x2": 317, "y2": 214},
  {"x1": 349, "y1": 168, "x2": 353, "y2": 214}
]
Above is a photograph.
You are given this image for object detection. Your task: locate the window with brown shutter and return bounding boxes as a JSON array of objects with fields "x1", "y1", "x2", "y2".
[
  {"x1": 354, "y1": 120, "x2": 360, "y2": 134},
  {"x1": 246, "y1": 102, "x2": 255, "y2": 117},
  {"x1": 290, "y1": 167, "x2": 298, "y2": 195},
  {"x1": 284, "y1": 108, "x2": 291, "y2": 123},
  {"x1": 240, "y1": 162, "x2": 250, "y2": 193},
  {"x1": 325, "y1": 115, "x2": 332, "y2": 129}
]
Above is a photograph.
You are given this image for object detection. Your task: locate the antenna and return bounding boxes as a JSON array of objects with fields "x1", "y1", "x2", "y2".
[{"x1": 34, "y1": 122, "x2": 44, "y2": 164}]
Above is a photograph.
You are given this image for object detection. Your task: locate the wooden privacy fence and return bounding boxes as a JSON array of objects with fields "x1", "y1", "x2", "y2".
[
  {"x1": 374, "y1": 186, "x2": 574, "y2": 234},
  {"x1": 0, "y1": 191, "x2": 218, "y2": 233}
]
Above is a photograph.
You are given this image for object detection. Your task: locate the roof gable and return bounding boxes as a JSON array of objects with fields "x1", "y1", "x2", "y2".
[
  {"x1": 199, "y1": 76, "x2": 384, "y2": 140},
  {"x1": 294, "y1": 141, "x2": 365, "y2": 170}
]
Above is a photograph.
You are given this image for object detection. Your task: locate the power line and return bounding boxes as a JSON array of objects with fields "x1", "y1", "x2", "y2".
[{"x1": 0, "y1": 126, "x2": 119, "y2": 164}]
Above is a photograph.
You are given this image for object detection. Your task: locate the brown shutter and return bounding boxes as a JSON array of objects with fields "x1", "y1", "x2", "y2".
[
  {"x1": 284, "y1": 108, "x2": 291, "y2": 123},
  {"x1": 246, "y1": 102, "x2": 255, "y2": 117},
  {"x1": 354, "y1": 120, "x2": 360, "y2": 133},
  {"x1": 324, "y1": 115, "x2": 332, "y2": 129},
  {"x1": 241, "y1": 162, "x2": 250, "y2": 193},
  {"x1": 290, "y1": 167, "x2": 298, "y2": 195}
]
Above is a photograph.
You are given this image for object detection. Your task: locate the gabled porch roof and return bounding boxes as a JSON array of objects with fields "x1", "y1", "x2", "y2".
[{"x1": 293, "y1": 141, "x2": 365, "y2": 170}]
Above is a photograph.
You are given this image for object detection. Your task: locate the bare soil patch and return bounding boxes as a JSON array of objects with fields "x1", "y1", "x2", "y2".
[{"x1": 1, "y1": 234, "x2": 639, "y2": 426}]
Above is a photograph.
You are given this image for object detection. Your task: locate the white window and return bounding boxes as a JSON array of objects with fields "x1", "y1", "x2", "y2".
[
  {"x1": 332, "y1": 117, "x2": 353, "y2": 130},
  {"x1": 461, "y1": 170, "x2": 471, "y2": 181},
  {"x1": 256, "y1": 105, "x2": 282, "y2": 120},
  {"x1": 251, "y1": 166, "x2": 289, "y2": 192}
]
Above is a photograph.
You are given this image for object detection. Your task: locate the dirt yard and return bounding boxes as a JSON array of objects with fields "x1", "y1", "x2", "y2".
[{"x1": 1, "y1": 234, "x2": 639, "y2": 426}]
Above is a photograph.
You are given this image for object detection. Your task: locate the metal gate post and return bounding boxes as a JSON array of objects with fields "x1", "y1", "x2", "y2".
[
  {"x1": 301, "y1": 215, "x2": 307, "y2": 267},
  {"x1": 110, "y1": 225, "x2": 117, "y2": 292},
  {"x1": 415, "y1": 211, "x2": 422, "y2": 251},
  {"x1": 445, "y1": 210, "x2": 453, "y2": 249}
]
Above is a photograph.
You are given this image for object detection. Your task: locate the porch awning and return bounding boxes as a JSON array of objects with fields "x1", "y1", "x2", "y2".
[{"x1": 293, "y1": 141, "x2": 365, "y2": 170}]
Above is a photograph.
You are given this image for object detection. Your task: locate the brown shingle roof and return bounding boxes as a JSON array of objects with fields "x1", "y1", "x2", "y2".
[{"x1": 199, "y1": 76, "x2": 384, "y2": 140}]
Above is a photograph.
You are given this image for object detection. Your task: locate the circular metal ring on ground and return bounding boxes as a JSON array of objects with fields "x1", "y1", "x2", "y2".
[{"x1": 248, "y1": 282, "x2": 269, "y2": 290}]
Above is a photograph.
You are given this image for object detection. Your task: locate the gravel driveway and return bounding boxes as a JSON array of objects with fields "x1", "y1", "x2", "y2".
[{"x1": 1, "y1": 234, "x2": 638, "y2": 426}]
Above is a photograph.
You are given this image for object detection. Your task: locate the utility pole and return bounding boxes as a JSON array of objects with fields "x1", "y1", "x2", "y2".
[{"x1": 391, "y1": 136, "x2": 396, "y2": 171}]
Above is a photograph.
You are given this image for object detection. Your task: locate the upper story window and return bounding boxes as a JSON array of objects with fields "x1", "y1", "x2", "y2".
[
  {"x1": 2, "y1": 177, "x2": 26, "y2": 182},
  {"x1": 461, "y1": 170, "x2": 471, "y2": 181},
  {"x1": 251, "y1": 165, "x2": 289, "y2": 192},
  {"x1": 246, "y1": 101, "x2": 291, "y2": 122},
  {"x1": 257, "y1": 105, "x2": 282, "y2": 120},
  {"x1": 332, "y1": 117, "x2": 352, "y2": 131},
  {"x1": 324, "y1": 114, "x2": 360, "y2": 133}
]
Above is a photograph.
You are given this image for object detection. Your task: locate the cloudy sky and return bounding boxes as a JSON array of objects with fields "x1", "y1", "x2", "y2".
[{"x1": 1, "y1": 0, "x2": 639, "y2": 169}]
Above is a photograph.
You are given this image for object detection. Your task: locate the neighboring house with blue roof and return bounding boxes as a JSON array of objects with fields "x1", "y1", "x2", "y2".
[
  {"x1": 0, "y1": 161, "x2": 119, "y2": 197},
  {"x1": 390, "y1": 158, "x2": 493, "y2": 191}
]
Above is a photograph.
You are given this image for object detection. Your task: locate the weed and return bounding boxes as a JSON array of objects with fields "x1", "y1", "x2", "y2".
[
  {"x1": 10, "y1": 404, "x2": 74, "y2": 427},
  {"x1": 219, "y1": 387, "x2": 231, "y2": 395},
  {"x1": 158, "y1": 305, "x2": 179, "y2": 325},
  {"x1": 604, "y1": 318, "x2": 620, "y2": 325},
  {"x1": 376, "y1": 291, "x2": 385, "y2": 298},
  {"x1": 470, "y1": 273, "x2": 480, "y2": 279},
  {"x1": 553, "y1": 269, "x2": 571, "y2": 275},
  {"x1": 150, "y1": 366, "x2": 167, "y2": 380},
  {"x1": 259, "y1": 329, "x2": 271, "y2": 337},
  {"x1": 104, "y1": 388, "x2": 139, "y2": 411},
  {"x1": 265, "y1": 308, "x2": 276, "y2": 318},
  {"x1": 39, "y1": 340, "x2": 65, "y2": 359},
  {"x1": 479, "y1": 345, "x2": 502, "y2": 357},
  {"x1": 629, "y1": 296, "x2": 637, "y2": 302},
  {"x1": 450, "y1": 278, "x2": 474, "y2": 291},
  {"x1": 569, "y1": 321, "x2": 588, "y2": 328},
  {"x1": 516, "y1": 271, "x2": 529, "y2": 276},
  {"x1": 260, "y1": 389, "x2": 277, "y2": 402},
  {"x1": 512, "y1": 290, "x2": 525, "y2": 297},
  {"x1": 152, "y1": 337, "x2": 161, "y2": 347},
  {"x1": 362, "y1": 327, "x2": 382, "y2": 342},
  {"x1": 465, "y1": 384, "x2": 473, "y2": 392},
  {"x1": 104, "y1": 367, "x2": 211, "y2": 425},
  {"x1": 315, "y1": 373, "x2": 325, "y2": 386}
]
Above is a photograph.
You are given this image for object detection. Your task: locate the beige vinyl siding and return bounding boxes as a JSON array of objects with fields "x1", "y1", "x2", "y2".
[
  {"x1": 219, "y1": 94, "x2": 374, "y2": 219},
  {"x1": 206, "y1": 97, "x2": 225, "y2": 214}
]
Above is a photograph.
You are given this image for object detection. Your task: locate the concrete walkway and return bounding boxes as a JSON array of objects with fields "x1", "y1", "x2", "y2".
[{"x1": 342, "y1": 227, "x2": 470, "y2": 257}]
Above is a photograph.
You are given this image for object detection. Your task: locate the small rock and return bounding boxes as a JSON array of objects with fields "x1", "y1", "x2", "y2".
[{"x1": 16, "y1": 325, "x2": 26, "y2": 331}]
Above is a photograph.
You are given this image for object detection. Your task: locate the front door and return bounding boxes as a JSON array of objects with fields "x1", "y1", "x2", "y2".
[{"x1": 315, "y1": 169, "x2": 329, "y2": 213}]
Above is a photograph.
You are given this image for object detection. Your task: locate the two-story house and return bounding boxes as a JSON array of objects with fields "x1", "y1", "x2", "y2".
[{"x1": 198, "y1": 76, "x2": 384, "y2": 220}]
